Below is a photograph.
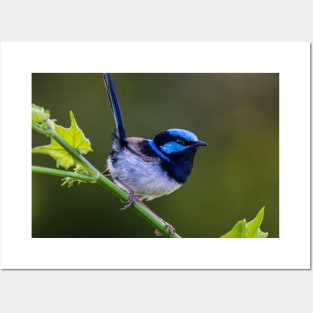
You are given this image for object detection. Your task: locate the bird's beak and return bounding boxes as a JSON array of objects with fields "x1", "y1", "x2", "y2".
[{"x1": 193, "y1": 140, "x2": 208, "y2": 147}]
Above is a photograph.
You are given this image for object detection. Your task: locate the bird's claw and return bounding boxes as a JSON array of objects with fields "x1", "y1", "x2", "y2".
[
  {"x1": 120, "y1": 189, "x2": 136, "y2": 210},
  {"x1": 154, "y1": 222, "x2": 176, "y2": 238}
]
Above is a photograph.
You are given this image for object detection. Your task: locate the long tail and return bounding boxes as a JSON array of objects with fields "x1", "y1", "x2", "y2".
[{"x1": 103, "y1": 73, "x2": 127, "y2": 145}]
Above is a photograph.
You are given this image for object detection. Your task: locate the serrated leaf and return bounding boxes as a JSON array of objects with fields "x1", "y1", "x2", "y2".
[
  {"x1": 221, "y1": 207, "x2": 268, "y2": 238},
  {"x1": 32, "y1": 142, "x2": 75, "y2": 169},
  {"x1": 55, "y1": 111, "x2": 92, "y2": 155},
  {"x1": 32, "y1": 111, "x2": 92, "y2": 169}
]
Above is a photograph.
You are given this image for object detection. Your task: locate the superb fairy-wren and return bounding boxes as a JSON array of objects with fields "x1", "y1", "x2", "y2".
[{"x1": 103, "y1": 74, "x2": 207, "y2": 235}]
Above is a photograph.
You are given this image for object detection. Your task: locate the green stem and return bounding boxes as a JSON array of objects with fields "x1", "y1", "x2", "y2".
[
  {"x1": 32, "y1": 122, "x2": 181, "y2": 238},
  {"x1": 32, "y1": 166, "x2": 96, "y2": 182}
]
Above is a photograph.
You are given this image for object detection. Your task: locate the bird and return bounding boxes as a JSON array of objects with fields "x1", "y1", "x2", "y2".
[{"x1": 103, "y1": 73, "x2": 208, "y2": 236}]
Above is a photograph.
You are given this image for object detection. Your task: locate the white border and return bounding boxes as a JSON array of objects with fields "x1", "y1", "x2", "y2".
[{"x1": 0, "y1": 42, "x2": 310, "y2": 269}]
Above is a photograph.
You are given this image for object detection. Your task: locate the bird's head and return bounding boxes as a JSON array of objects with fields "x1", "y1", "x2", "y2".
[{"x1": 153, "y1": 128, "x2": 208, "y2": 157}]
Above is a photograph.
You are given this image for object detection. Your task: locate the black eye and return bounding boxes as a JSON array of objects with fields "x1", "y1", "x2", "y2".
[{"x1": 176, "y1": 138, "x2": 186, "y2": 145}]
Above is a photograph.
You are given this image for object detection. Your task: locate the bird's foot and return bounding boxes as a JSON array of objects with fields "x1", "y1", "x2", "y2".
[
  {"x1": 113, "y1": 178, "x2": 137, "y2": 210},
  {"x1": 121, "y1": 188, "x2": 136, "y2": 210},
  {"x1": 154, "y1": 222, "x2": 176, "y2": 238}
]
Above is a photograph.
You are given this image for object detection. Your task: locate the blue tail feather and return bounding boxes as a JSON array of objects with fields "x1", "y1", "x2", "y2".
[{"x1": 103, "y1": 73, "x2": 127, "y2": 145}]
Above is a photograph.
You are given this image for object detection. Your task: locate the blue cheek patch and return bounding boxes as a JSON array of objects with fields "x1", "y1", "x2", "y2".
[{"x1": 160, "y1": 141, "x2": 189, "y2": 154}]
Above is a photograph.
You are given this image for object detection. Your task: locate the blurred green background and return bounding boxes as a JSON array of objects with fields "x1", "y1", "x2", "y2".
[{"x1": 32, "y1": 73, "x2": 279, "y2": 238}]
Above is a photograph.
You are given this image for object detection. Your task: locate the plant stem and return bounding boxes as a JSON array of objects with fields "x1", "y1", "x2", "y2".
[{"x1": 32, "y1": 166, "x2": 96, "y2": 182}]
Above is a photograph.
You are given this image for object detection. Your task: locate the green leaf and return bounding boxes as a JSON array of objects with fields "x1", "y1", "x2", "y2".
[
  {"x1": 221, "y1": 207, "x2": 268, "y2": 238},
  {"x1": 32, "y1": 111, "x2": 92, "y2": 169},
  {"x1": 56, "y1": 111, "x2": 92, "y2": 155},
  {"x1": 246, "y1": 207, "x2": 268, "y2": 238}
]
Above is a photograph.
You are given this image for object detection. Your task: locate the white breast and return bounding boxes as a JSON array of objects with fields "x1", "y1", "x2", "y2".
[{"x1": 107, "y1": 148, "x2": 182, "y2": 201}]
